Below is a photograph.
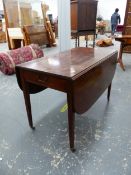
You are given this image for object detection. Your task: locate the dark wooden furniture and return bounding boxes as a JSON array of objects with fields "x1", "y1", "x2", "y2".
[
  {"x1": 23, "y1": 25, "x2": 51, "y2": 46},
  {"x1": 15, "y1": 47, "x2": 118, "y2": 151},
  {"x1": 71, "y1": 0, "x2": 98, "y2": 47},
  {"x1": 115, "y1": 35, "x2": 131, "y2": 70},
  {"x1": 0, "y1": 31, "x2": 6, "y2": 43},
  {"x1": 121, "y1": 0, "x2": 131, "y2": 53},
  {"x1": 2, "y1": 0, "x2": 20, "y2": 49},
  {"x1": 114, "y1": 0, "x2": 131, "y2": 70}
]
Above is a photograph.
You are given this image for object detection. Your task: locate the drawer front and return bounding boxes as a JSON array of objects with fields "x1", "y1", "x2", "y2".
[{"x1": 22, "y1": 70, "x2": 69, "y2": 92}]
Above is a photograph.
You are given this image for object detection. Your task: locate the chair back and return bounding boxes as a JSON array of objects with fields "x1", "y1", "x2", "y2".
[{"x1": 23, "y1": 25, "x2": 50, "y2": 46}]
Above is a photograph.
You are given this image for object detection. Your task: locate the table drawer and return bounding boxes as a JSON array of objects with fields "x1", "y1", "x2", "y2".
[{"x1": 22, "y1": 70, "x2": 69, "y2": 92}]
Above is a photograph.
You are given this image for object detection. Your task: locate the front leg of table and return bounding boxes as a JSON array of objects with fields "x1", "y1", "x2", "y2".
[
  {"x1": 75, "y1": 37, "x2": 77, "y2": 48},
  {"x1": 78, "y1": 36, "x2": 80, "y2": 47},
  {"x1": 67, "y1": 92, "x2": 75, "y2": 152},
  {"x1": 22, "y1": 81, "x2": 35, "y2": 130}
]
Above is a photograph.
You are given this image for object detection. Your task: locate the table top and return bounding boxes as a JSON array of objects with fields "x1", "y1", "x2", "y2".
[
  {"x1": 16, "y1": 47, "x2": 117, "y2": 79},
  {"x1": 115, "y1": 35, "x2": 131, "y2": 39}
]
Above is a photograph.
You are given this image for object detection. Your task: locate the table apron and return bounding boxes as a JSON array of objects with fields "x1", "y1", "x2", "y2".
[{"x1": 20, "y1": 69, "x2": 70, "y2": 93}]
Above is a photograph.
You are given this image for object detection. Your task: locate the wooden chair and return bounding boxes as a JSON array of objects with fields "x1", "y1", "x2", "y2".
[
  {"x1": 115, "y1": 0, "x2": 131, "y2": 71},
  {"x1": 7, "y1": 28, "x2": 25, "y2": 49},
  {"x1": 115, "y1": 35, "x2": 131, "y2": 71},
  {"x1": 23, "y1": 25, "x2": 51, "y2": 47}
]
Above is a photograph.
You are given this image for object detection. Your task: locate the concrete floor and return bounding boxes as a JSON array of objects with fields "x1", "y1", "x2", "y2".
[{"x1": 1, "y1": 37, "x2": 131, "y2": 175}]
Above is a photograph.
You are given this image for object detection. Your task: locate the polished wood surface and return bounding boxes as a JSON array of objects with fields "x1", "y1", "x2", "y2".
[
  {"x1": 71, "y1": 1, "x2": 78, "y2": 31},
  {"x1": 115, "y1": 35, "x2": 131, "y2": 70},
  {"x1": 16, "y1": 47, "x2": 118, "y2": 151}
]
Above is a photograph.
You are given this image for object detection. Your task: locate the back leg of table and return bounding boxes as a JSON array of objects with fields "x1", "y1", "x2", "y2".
[
  {"x1": 107, "y1": 83, "x2": 112, "y2": 101},
  {"x1": 93, "y1": 33, "x2": 95, "y2": 48},
  {"x1": 67, "y1": 92, "x2": 75, "y2": 152},
  {"x1": 78, "y1": 36, "x2": 80, "y2": 47},
  {"x1": 75, "y1": 37, "x2": 77, "y2": 48},
  {"x1": 86, "y1": 35, "x2": 88, "y2": 47}
]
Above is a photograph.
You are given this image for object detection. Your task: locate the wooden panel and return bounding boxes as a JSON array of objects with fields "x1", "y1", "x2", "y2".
[
  {"x1": 124, "y1": 26, "x2": 131, "y2": 34},
  {"x1": 123, "y1": 46, "x2": 131, "y2": 53},
  {"x1": 0, "y1": 31, "x2": 6, "y2": 43},
  {"x1": 71, "y1": 1, "x2": 78, "y2": 30},
  {"x1": 123, "y1": 0, "x2": 131, "y2": 52},
  {"x1": 3, "y1": 0, "x2": 19, "y2": 27},
  {"x1": 20, "y1": 8, "x2": 33, "y2": 26},
  {"x1": 127, "y1": 2, "x2": 131, "y2": 11},
  {"x1": 73, "y1": 53, "x2": 117, "y2": 114},
  {"x1": 71, "y1": 0, "x2": 97, "y2": 32},
  {"x1": 126, "y1": 13, "x2": 131, "y2": 26},
  {"x1": 23, "y1": 25, "x2": 50, "y2": 46},
  {"x1": 78, "y1": 0, "x2": 97, "y2": 31}
]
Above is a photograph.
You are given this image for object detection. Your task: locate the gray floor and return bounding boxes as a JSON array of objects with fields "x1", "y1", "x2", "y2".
[{"x1": 1, "y1": 37, "x2": 131, "y2": 175}]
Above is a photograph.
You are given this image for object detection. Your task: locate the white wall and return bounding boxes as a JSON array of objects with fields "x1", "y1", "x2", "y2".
[
  {"x1": 0, "y1": 0, "x2": 3, "y2": 10},
  {"x1": 98, "y1": 0, "x2": 127, "y2": 24}
]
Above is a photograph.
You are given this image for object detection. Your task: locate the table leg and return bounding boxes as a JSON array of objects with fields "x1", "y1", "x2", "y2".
[
  {"x1": 67, "y1": 92, "x2": 75, "y2": 152},
  {"x1": 107, "y1": 83, "x2": 112, "y2": 101},
  {"x1": 86, "y1": 35, "x2": 88, "y2": 47},
  {"x1": 78, "y1": 36, "x2": 79, "y2": 47},
  {"x1": 93, "y1": 33, "x2": 95, "y2": 48},
  {"x1": 118, "y1": 44, "x2": 125, "y2": 71},
  {"x1": 22, "y1": 81, "x2": 35, "y2": 130},
  {"x1": 75, "y1": 37, "x2": 77, "y2": 48}
]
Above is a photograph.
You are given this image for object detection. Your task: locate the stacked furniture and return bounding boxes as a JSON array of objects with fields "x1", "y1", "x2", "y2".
[
  {"x1": 23, "y1": 25, "x2": 50, "y2": 47},
  {"x1": 2, "y1": 0, "x2": 54, "y2": 49}
]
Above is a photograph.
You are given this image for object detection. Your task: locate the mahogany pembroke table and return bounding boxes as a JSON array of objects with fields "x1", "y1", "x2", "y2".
[{"x1": 16, "y1": 47, "x2": 118, "y2": 151}]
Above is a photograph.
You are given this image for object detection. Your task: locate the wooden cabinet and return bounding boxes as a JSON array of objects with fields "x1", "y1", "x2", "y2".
[
  {"x1": 71, "y1": 0, "x2": 98, "y2": 32},
  {"x1": 71, "y1": 0, "x2": 98, "y2": 47}
]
